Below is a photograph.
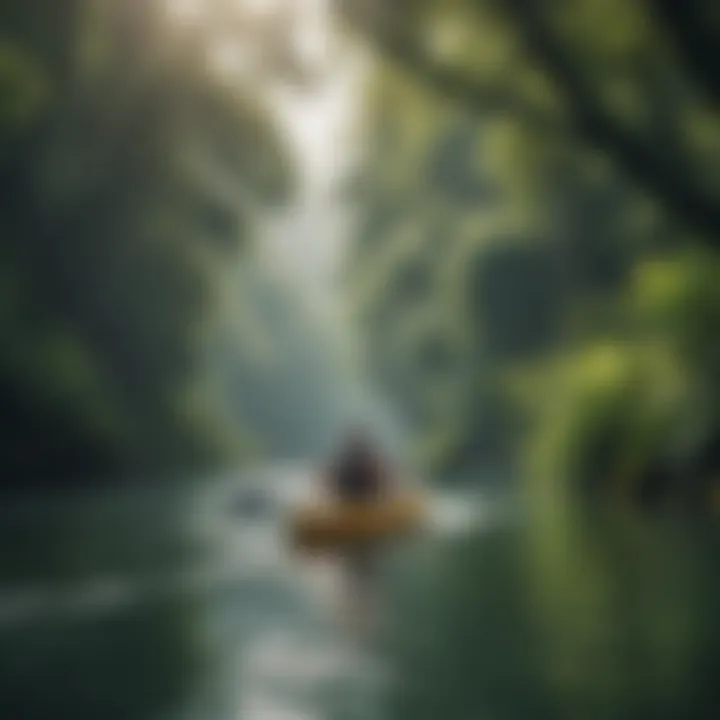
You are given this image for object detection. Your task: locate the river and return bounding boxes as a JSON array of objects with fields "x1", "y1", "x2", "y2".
[{"x1": 1, "y1": 470, "x2": 718, "y2": 720}]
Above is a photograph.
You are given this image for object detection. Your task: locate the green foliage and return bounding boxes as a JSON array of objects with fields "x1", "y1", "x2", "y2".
[
  {"x1": 0, "y1": 0, "x2": 293, "y2": 487},
  {"x1": 524, "y1": 341, "x2": 691, "y2": 502},
  {"x1": 346, "y1": 0, "x2": 720, "y2": 505},
  {"x1": 0, "y1": 42, "x2": 47, "y2": 135}
]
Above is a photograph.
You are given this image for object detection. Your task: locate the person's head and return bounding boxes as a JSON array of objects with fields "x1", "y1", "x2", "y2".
[{"x1": 343, "y1": 425, "x2": 375, "y2": 456}]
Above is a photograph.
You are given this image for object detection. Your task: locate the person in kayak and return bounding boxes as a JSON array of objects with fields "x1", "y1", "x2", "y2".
[
  {"x1": 320, "y1": 428, "x2": 399, "y2": 638},
  {"x1": 323, "y1": 428, "x2": 397, "y2": 503}
]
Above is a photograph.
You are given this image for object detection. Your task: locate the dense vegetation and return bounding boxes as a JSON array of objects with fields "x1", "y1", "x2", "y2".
[
  {"x1": 0, "y1": 0, "x2": 293, "y2": 488},
  {"x1": 344, "y1": 0, "x2": 720, "y2": 509}
]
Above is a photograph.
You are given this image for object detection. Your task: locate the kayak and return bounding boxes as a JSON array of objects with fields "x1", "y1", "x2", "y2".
[{"x1": 289, "y1": 493, "x2": 427, "y2": 552}]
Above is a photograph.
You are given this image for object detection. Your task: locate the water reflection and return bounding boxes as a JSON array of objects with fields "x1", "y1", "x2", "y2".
[
  {"x1": 0, "y1": 470, "x2": 718, "y2": 720},
  {"x1": 0, "y1": 593, "x2": 201, "y2": 720},
  {"x1": 384, "y1": 507, "x2": 720, "y2": 720}
]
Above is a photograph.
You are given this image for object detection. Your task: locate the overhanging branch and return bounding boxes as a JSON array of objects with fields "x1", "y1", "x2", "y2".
[
  {"x1": 340, "y1": 0, "x2": 720, "y2": 244},
  {"x1": 338, "y1": 0, "x2": 557, "y2": 133},
  {"x1": 651, "y1": 0, "x2": 720, "y2": 109},
  {"x1": 495, "y1": 0, "x2": 720, "y2": 242}
]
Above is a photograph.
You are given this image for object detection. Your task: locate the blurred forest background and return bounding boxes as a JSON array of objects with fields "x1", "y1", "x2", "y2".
[
  {"x1": 0, "y1": 0, "x2": 364, "y2": 489},
  {"x1": 3, "y1": 0, "x2": 720, "y2": 515},
  {"x1": 345, "y1": 0, "x2": 720, "y2": 514}
]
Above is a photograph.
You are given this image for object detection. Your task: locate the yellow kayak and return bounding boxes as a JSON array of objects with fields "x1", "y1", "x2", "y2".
[{"x1": 289, "y1": 493, "x2": 427, "y2": 552}]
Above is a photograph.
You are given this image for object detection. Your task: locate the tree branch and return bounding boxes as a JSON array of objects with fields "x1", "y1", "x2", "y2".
[
  {"x1": 340, "y1": 0, "x2": 720, "y2": 244},
  {"x1": 337, "y1": 0, "x2": 557, "y2": 133},
  {"x1": 492, "y1": 0, "x2": 720, "y2": 243},
  {"x1": 650, "y1": 0, "x2": 720, "y2": 109}
]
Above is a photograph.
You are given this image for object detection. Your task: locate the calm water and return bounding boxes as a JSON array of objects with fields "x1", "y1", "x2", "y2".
[{"x1": 1, "y1": 468, "x2": 718, "y2": 720}]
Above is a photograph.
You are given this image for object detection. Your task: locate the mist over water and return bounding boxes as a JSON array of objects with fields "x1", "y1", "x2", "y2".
[
  {"x1": 3, "y1": 469, "x2": 718, "y2": 720},
  {"x1": 0, "y1": 467, "x2": 489, "y2": 720}
]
